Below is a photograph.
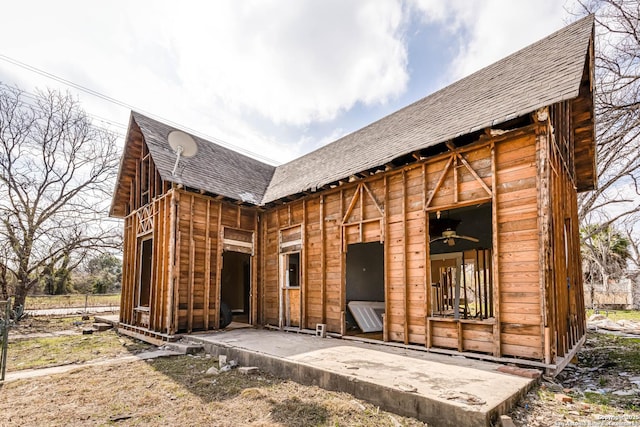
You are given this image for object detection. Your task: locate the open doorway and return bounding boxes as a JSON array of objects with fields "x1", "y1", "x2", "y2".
[
  {"x1": 345, "y1": 242, "x2": 385, "y2": 340},
  {"x1": 280, "y1": 251, "x2": 301, "y2": 328},
  {"x1": 220, "y1": 251, "x2": 251, "y2": 327},
  {"x1": 138, "y1": 237, "x2": 153, "y2": 308}
]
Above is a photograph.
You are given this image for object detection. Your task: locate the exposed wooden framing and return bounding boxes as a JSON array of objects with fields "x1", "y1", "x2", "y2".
[
  {"x1": 116, "y1": 97, "x2": 590, "y2": 367},
  {"x1": 166, "y1": 191, "x2": 176, "y2": 334},
  {"x1": 320, "y1": 195, "x2": 326, "y2": 324},
  {"x1": 204, "y1": 200, "x2": 211, "y2": 330},
  {"x1": 301, "y1": 200, "x2": 307, "y2": 329},
  {"x1": 187, "y1": 195, "x2": 195, "y2": 332},
  {"x1": 173, "y1": 229, "x2": 181, "y2": 332},
  {"x1": 491, "y1": 142, "x2": 501, "y2": 357},
  {"x1": 383, "y1": 175, "x2": 390, "y2": 342},
  {"x1": 425, "y1": 156, "x2": 454, "y2": 208},
  {"x1": 277, "y1": 208, "x2": 283, "y2": 328},
  {"x1": 252, "y1": 212, "x2": 258, "y2": 325},
  {"x1": 260, "y1": 212, "x2": 267, "y2": 325},
  {"x1": 340, "y1": 189, "x2": 345, "y2": 336},
  {"x1": 215, "y1": 202, "x2": 223, "y2": 329},
  {"x1": 423, "y1": 164, "x2": 431, "y2": 348},
  {"x1": 538, "y1": 124, "x2": 553, "y2": 361},
  {"x1": 402, "y1": 171, "x2": 409, "y2": 345},
  {"x1": 453, "y1": 154, "x2": 458, "y2": 204}
]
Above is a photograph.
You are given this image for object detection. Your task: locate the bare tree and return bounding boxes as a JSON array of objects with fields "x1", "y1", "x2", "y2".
[
  {"x1": 574, "y1": 0, "x2": 640, "y2": 234},
  {"x1": 0, "y1": 84, "x2": 121, "y2": 310}
]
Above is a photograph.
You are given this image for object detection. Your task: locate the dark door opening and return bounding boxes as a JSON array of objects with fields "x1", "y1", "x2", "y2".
[
  {"x1": 138, "y1": 238, "x2": 153, "y2": 308},
  {"x1": 221, "y1": 251, "x2": 251, "y2": 326},
  {"x1": 345, "y1": 242, "x2": 385, "y2": 340}
]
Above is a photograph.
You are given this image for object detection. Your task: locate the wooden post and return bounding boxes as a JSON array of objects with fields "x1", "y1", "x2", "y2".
[
  {"x1": 383, "y1": 176, "x2": 390, "y2": 342},
  {"x1": 301, "y1": 199, "x2": 307, "y2": 329},
  {"x1": 188, "y1": 195, "x2": 195, "y2": 332},
  {"x1": 402, "y1": 171, "x2": 409, "y2": 344},
  {"x1": 340, "y1": 190, "x2": 345, "y2": 336},
  {"x1": 491, "y1": 143, "x2": 501, "y2": 357},
  {"x1": 167, "y1": 190, "x2": 178, "y2": 335},
  {"x1": 204, "y1": 199, "x2": 211, "y2": 330},
  {"x1": 252, "y1": 211, "x2": 258, "y2": 326},
  {"x1": 215, "y1": 203, "x2": 223, "y2": 329},
  {"x1": 320, "y1": 196, "x2": 326, "y2": 325}
]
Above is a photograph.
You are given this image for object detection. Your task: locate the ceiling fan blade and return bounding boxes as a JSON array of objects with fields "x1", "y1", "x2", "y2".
[
  {"x1": 447, "y1": 238, "x2": 455, "y2": 246},
  {"x1": 429, "y1": 236, "x2": 448, "y2": 243},
  {"x1": 456, "y1": 235, "x2": 479, "y2": 243}
]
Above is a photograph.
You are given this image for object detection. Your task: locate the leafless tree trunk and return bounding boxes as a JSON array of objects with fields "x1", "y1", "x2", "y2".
[
  {"x1": 574, "y1": 1, "x2": 640, "y2": 236},
  {"x1": 0, "y1": 84, "x2": 121, "y2": 310}
]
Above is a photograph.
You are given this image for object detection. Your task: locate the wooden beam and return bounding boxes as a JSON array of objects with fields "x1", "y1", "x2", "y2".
[
  {"x1": 204, "y1": 199, "x2": 211, "y2": 330},
  {"x1": 252, "y1": 211, "x2": 258, "y2": 326},
  {"x1": 362, "y1": 182, "x2": 384, "y2": 217},
  {"x1": 383, "y1": 175, "x2": 389, "y2": 342},
  {"x1": 301, "y1": 199, "x2": 307, "y2": 329},
  {"x1": 342, "y1": 183, "x2": 361, "y2": 224},
  {"x1": 423, "y1": 163, "x2": 431, "y2": 348},
  {"x1": 425, "y1": 155, "x2": 454, "y2": 208},
  {"x1": 215, "y1": 202, "x2": 223, "y2": 329},
  {"x1": 491, "y1": 143, "x2": 501, "y2": 357},
  {"x1": 188, "y1": 195, "x2": 195, "y2": 332},
  {"x1": 320, "y1": 195, "x2": 326, "y2": 325},
  {"x1": 402, "y1": 170, "x2": 409, "y2": 345}
]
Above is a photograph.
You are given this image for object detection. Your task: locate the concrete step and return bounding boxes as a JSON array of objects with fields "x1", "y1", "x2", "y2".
[
  {"x1": 93, "y1": 322, "x2": 114, "y2": 332},
  {"x1": 163, "y1": 341, "x2": 204, "y2": 355}
]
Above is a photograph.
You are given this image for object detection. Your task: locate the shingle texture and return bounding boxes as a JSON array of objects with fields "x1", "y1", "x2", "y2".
[
  {"x1": 133, "y1": 112, "x2": 275, "y2": 204},
  {"x1": 112, "y1": 15, "x2": 593, "y2": 211},
  {"x1": 262, "y1": 15, "x2": 594, "y2": 203}
]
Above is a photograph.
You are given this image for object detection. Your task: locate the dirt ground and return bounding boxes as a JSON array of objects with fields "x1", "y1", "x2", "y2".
[
  {"x1": 2, "y1": 315, "x2": 640, "y2": 426},
  {"x1": 0, "y1": 354, "x2": 426, "y2": 427},
  {"x1": 508, "y1": 332, "x2": 640, "y2": 426}
]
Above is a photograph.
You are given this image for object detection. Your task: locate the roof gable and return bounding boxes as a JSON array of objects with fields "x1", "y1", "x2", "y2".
[
  {"x1": 262, "y1": 15, "x2": 595, "y2": 203},
  {"x1": 111, "y1": 15, "x2": 595, "y2": 215}
]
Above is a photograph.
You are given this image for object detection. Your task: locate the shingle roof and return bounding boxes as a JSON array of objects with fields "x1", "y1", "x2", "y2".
[
  {"x1": 133, "y1": 112, "x2": 275, "y2": 205},
  {"x1": 111, "y1": 15, "x2": 594, "y2": 214},
  {"x1": 262, "y1": 14, "x2": 594, "y2": 203}
]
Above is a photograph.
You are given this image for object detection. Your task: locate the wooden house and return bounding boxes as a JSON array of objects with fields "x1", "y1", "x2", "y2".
[{"x1": 110, "y1": 16, "x2": 596, "y2": 370}]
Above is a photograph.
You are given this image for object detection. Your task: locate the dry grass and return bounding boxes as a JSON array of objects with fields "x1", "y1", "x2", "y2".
[
  {"x1": 586, "y1": 309, "x2": 640, "y2": 322},
  {"x1": 25, "y1": 294, "x2": 120, "y2": 310},
  {"x1": 7, "y1": 330, "x2": 152, "y2": 371},
  {"x1": 0, "y1": 355, "x2": 426, "y2": 426},
  {"x1": 10, "y1": 316, "x2": 93, "y2": 334}
]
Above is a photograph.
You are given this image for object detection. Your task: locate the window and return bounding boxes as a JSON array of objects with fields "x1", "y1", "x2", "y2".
[
  {"x1": 430, "y1": 249, "x2": 493, "y2": 320},
  {"x1": 282, "y1": 252, "x2": 300, "y2": 288}
]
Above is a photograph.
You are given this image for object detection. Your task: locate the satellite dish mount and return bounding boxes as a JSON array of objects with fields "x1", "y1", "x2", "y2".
[{"x1": 168, "y1": 130, "x2": 198, "y2": 176}]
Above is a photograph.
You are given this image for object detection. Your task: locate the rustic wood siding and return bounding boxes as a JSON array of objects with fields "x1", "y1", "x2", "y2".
[{"x1": 495, "y1": 132, "x2": 543, "y2": 359}]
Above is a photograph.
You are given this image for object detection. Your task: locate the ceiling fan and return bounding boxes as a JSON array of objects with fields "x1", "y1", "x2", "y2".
[{"x1": 430, "y1": 228, "x2": 479, "y2": 246}]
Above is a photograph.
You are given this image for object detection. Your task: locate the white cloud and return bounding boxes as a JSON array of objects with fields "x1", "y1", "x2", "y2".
[
  {"x1": 0, "y1": 0, "x2": 409, "y2": 163},
  {"x1": 125, "y1": 0, "x2": 409, "y2": 126},
  {"x1": 410, "y1": 0, "x2": 572, "y2": 80}
]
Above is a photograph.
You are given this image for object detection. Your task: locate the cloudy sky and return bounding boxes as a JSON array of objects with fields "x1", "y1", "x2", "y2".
[{"x1": 0, "y1": 0, "x2": 581, "y2": 165}]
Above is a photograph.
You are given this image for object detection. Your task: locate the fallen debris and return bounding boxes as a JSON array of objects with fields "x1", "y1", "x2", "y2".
[{"x1": 554, "y1": 393, "x2": 573, "y2": 403}]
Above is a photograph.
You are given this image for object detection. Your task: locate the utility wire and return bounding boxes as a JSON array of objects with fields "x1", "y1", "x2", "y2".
[{"x1": 0, "y1": 53, "x2": 280, "y2": 165}]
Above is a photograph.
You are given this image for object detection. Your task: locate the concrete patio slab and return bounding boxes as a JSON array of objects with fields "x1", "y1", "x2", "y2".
[{"x1": 187, "y1": 328, "x2": 537, "y2": 427}]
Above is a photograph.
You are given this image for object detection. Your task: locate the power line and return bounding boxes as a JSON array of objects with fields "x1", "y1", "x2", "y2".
[
  {"x1": 0, "y1": 53, "x2": 280, "y2": 165},
  {"x1": 0, "y1": 83, "x2": 127, "y2": 139}
]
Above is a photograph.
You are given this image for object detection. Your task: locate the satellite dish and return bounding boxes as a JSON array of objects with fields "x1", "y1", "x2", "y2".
[{"x1": 168, "y1": 130, "x2": 198, "y2": 176}]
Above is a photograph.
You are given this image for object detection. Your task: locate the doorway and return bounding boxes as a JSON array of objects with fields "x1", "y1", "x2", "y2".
[
  {"x1": 279, "y1": 251, "x2": 301, "y2": 328},
  {"x1": 345, "y1": 242, "x2": 385, "y2": 340},
  {"x1": 220, "y1": 251, "x2": 251, "y2": 326},
  {"x1": 137, "y1": 237, "x2": 153, "y2": 308}
]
